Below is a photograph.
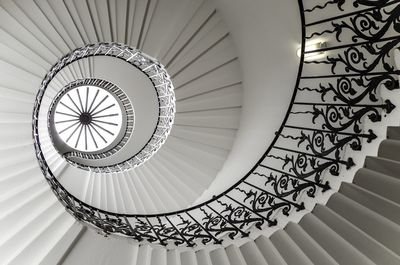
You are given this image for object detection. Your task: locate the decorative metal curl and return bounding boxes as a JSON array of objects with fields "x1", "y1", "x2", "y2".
[
  {"x1": 301, "y1": 74, "x2": 399, "y2": 104},
  {"x1": 30, "y1": 0, "x2": 399, "y2": 247},
  {"x1": 310, "y1": 101, "x2": 394, "y2": 133}
]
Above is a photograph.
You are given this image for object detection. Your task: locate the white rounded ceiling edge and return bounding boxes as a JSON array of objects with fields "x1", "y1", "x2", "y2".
[{"x1": 194, "y1": 0, "x2": 302, "y2": 204}]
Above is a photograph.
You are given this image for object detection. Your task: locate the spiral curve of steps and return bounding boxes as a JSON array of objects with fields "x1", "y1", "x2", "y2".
[
  {"x1": 1, "y1": 0, "x2": 400, "y2": 264},
  {"x1": 5, "y1": 126, "x2": 399, "y2": 265},
  {"x1": 0, "y1": 0, "x2": 243, "y2": 215}
]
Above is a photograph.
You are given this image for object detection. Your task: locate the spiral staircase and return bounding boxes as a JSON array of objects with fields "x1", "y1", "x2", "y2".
[{"x1": 1, "y1": 0, "x2": 400, "y2": 264}]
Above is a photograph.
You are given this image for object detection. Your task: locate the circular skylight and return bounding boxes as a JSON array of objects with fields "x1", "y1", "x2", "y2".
[
  {"x1": 37, "y1": 43, "x2": 175, "y2": 172},
  {"x1": 53, "y1": 85, "x2": 123, "y2": 152}
]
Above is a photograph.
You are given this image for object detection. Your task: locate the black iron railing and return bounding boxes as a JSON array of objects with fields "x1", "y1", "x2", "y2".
[
  {"x1": 32, "y1": 0, "x2": 400, "y2": 247},
  {"x1": 35, "y1": 43, "x2": 175, "y2": 172}
]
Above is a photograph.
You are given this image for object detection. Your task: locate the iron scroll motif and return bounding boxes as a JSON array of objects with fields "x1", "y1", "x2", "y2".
[
  {"x1": 299, "y1": 74, "x2": 399, "y2": 105},
  {"x1": 33, "y1": 0, "x2": 399, "y2": 247}
]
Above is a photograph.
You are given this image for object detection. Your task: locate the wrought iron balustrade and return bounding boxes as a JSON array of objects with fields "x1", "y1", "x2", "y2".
[{"x1": 33, "y1": 0, "x2": 400, "y2": 247}]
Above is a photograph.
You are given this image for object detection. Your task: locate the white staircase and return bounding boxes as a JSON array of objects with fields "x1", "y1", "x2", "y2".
[
  {"x1": 0, "y1": 0, "x2": 400, "y2": 264},
  {"x1": 57, "y1": 132, "x2": 400, "y2": 264},
  {"x1": 0, "y1": 0, "x2": 244, "y2": 215}
]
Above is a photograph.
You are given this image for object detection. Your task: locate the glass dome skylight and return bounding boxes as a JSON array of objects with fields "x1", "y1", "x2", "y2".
[{"x1": 53, "y1": 85, "x2": 123, "y2": 152}]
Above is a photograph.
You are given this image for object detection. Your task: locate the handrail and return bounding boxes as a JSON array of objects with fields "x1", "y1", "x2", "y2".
[
  {"x1": 35, "y1": 43, "x2": 175, "y2": 172},
  {"x1": 32, "y1": 0, "x2": 400, "y2": 247}
]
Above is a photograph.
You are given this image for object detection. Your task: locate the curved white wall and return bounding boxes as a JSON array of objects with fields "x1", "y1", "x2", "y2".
[{"x1": 194, "y1": 0, "x2": 302, "y2": 204}]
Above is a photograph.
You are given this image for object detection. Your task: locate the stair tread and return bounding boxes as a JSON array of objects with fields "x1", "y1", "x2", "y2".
[
  {"x1": 181, "y1": 250, "x2": 197, "y2": 265},
  {"x1": 8, "y1": 212, "x2": 75, "y2": 265},
  {"x1": 61, "y1": 229, "x2": 137, "y2": 265},
  {"x1": 313, "y1": 204, "x2": 400, "y2": 265},
  {"x1": 270, "y1": 230, "x2": 313, "y2": 265},
  {"x1": 299, "y1": 213, "x2": 375, "y2": 265},
  {"x1": 340, "y1": 182, "x2": 400, "y2": 225},
  {"x1": 364, "y1": 156, "x2": 400, "y2": 180},
  {"x1": 196, "y1": 249, "x2": 213, "y2": 265},
  {"x1": 40, "y1": 224, "x2": 85, "y2": 265},
  {"x1": 225, "y1": 245, "x2": 247, "y2": 265},
  {"x1": 151, "y1": 248, "x2": 167, "y2": 265},
  {"x1": 240, "y1": 241, "x2": 268, "y2": 265},
  {"x1": 327, "y1": 192, "x2": 400, "y2": 255},
  {"x1": 354, "y1": 167, "x2": 400, "y2": 204},
  {"x1": 285, "y1": 222, "x2": 339, "y2": 265},
  {"x1": 378, "y1": 139, "x2": 400, "y2": 162},
  {"x1": 387, "y1": 126, "x2": 400, "y2": 140},
  {"x1": 255, "y1": 235, "x2": 288, "y2": 265}
]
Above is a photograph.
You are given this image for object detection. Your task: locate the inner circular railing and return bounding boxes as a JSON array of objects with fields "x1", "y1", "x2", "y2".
[{"x1": 35, "y1": 43, "x2": 176, "y2": 172}]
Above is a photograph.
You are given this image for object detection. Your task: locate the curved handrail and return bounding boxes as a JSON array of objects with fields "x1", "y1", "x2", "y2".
[
  {"x1": 32, "y1": 0, "x2": 400, "y2": 247},
  {"x1": 35, "y1": 43, "x2": 175, "y2": 172}
]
